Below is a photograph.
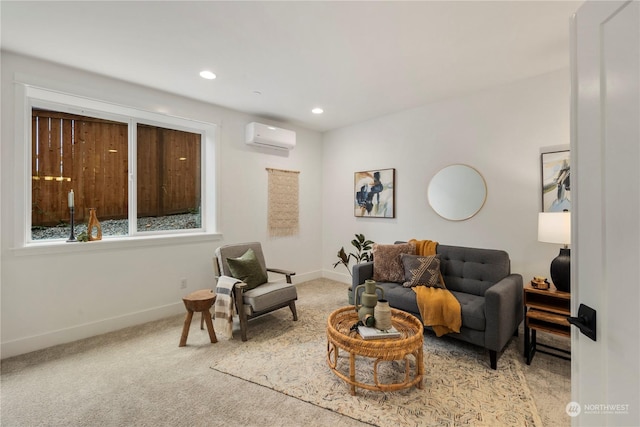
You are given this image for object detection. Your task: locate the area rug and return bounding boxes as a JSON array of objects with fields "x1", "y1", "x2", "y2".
[{"x1": 210, "y1": 305, "x2": 542, "y2": 427}]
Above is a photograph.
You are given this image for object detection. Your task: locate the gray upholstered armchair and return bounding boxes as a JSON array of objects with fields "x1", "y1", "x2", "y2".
[{"x1": 213, "y1": 242, "x2": 298, "y2": 341}]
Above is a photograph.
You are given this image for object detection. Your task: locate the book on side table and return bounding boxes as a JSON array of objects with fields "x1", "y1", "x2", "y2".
[{"x1": 358, "y1": 325, "x2": 401, "y2": 340}]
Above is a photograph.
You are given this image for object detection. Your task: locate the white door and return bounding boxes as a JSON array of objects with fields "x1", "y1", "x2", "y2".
[{"x1": 571, "y1": 1, "x2": 639, "y2": 425}]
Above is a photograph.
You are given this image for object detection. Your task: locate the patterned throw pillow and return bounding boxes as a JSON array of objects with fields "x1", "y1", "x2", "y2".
[
  {"x1": 401, "y1": 254, "x2": 445, "y2": 288},
  {"x1": 372, "y1": 243, "x2": 416, "y2": 283},
  {"x1": 226, "y1": 248, "x2": 268, "y2": 290}
]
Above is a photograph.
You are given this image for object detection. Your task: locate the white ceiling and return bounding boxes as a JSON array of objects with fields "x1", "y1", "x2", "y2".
[{"x1": 1, "y1": 1, "x2": 582, "y2": 132}]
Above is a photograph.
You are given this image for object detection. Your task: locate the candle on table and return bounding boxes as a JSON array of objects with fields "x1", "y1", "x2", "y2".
[{"x1": 68, "y1": 189, "x2": 74, "y2": 208}]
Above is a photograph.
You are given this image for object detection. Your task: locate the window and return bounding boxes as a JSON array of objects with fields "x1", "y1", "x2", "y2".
[
  {"x1": 32, "y1": 109, "x2": 130, "y2": 239},
  {"x1": 21, "y1": 85, "x2": 216, "y2": 246},
  {"x1": 136, "y1": 124, "x2": 201, "y2": 233}
]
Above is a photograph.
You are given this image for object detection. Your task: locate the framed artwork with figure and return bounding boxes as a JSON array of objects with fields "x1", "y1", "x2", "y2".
[
  {"x1": 354, "y1": 168, "x2": 395, "y2": 218},
  {"x1": 541, "y1": 147, "x2": 570, "y2": 212}
]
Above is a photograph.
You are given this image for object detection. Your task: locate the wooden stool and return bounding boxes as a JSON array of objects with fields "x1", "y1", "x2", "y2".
[{"x1": 179, "y1": 289, "x2": 217, "y2": 347}]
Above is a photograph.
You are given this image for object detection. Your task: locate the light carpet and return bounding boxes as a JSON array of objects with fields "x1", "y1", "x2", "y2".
[
  {"x1": 1, "y1": 279, "x2": 568, "y2": 426},
  {"x1": 210, "y1": 301, "x2": 542, "y2": 426}
]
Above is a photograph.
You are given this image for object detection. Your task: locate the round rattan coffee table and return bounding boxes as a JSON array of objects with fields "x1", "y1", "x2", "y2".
[{"x1": 326, "y1": 305, "x2": 424, "y2": 395}]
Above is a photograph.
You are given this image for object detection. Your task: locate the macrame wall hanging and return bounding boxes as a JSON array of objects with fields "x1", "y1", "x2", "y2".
[{"x1": 266, "y1": 168, "x2": 300, "y2": 237}]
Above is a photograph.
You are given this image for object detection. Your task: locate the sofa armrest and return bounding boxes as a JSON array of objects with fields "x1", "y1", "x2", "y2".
[
  {"x1": 484, "y1": 274, "x2": 524, "y2": 352},
  {"x1": 352, "y1": 261, "x2": 374, "y2": 288}
]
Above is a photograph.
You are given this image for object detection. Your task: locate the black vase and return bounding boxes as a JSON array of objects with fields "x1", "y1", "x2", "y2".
[{"x1": 550, "y1": 247, "x2": 571, "y2": 293}]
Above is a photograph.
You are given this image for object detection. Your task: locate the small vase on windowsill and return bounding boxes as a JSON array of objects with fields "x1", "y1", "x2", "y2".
[{"x1": 87, "y1": 208, "x2": 102, "y2": 241}]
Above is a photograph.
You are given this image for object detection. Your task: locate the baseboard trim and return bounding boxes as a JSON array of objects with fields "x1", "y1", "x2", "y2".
[
  {"x1": 321, "y1": 269, "x2": 351, "y2": 284},
  {"x1": 2, "y1": 270, "x2": 347, "y2": 359},
  {"x1": 1, "y1": 302, "x2": 184, "y2": 359},
  {"x1": 289, "y1": 270, "x2": 323, "y2": 283}
]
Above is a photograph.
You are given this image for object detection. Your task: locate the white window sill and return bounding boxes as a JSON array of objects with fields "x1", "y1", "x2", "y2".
[{"x1": 12, "y1": 232, "x2": 223, "y2": 256}]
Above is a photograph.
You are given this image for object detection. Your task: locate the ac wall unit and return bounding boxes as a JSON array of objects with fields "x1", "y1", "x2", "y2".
[{"x1": 245, "y1": 122, "x2": 296, "y2": 150}]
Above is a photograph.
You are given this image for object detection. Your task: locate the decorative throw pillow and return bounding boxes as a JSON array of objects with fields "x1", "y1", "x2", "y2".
[
  {"x1": 401, "y1": 254, "x2": 446, "y2": 288},
  {"x1": 226, "y1": 248, "x2": 268, "y2": 290},
  {"x1": 372, "y1": 243, "x2": 416, "y2": 283}
]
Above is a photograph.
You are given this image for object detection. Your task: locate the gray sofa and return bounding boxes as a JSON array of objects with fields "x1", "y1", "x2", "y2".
[{"x1": 351, "y1": 243, "x2": 523, "y2": 369}]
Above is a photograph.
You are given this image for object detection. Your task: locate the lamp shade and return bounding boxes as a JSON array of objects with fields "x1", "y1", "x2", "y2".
[
  {"x1": 538, "y1": 212, "x2": 571, "y2": 245},
  {"x1": 538, "y1": 211, "x2": 571, "y2": 293}
]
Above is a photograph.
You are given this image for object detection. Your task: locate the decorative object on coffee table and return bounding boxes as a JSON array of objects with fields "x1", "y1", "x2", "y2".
[
  {"x1": 354, "y1": 279, "x2": 384, "y2": 322},
  {"x1": 358, "y1": 324, "x2": 400, "y2": 340},
  {"x1": 374, "y1": 299, "x2": 392, "y2": 330}
]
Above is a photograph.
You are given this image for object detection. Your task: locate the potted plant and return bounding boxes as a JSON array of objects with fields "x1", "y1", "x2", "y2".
[{"x1": 333, "y1": 233, "x2": 374, "y2": 277}]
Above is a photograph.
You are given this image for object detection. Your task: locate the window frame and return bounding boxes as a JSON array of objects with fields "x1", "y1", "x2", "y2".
[{"x1": 14, "y1": 84, "x2": 220, "y2": 254}]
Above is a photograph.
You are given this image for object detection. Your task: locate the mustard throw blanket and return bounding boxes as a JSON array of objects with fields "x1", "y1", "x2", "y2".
[{"x1": 409, "y1": 239, "x2": 462, "y2": 337}]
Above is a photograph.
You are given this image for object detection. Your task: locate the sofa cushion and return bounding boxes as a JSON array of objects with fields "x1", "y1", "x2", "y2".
[
  {"x1": 372, "y1": 243, "x2": 416, "y2": 283},
  {"x1": 451, "y1": 291, "x2": 486, "y2": 331},
  {"x1": 375, "y1": 283, "x2": 486, "y2": 332},
  {"x1": 226, "y1": 248, "x2": 268, "y2": 290},
  {"x1": 401, "y1": 254, "x2": 445, "y2": 288},
  {"x1": 375, "y1": 282, "x2": 420, "y2": 314},
  {"x1": 243, "y1": 281, "x2": 297, "y2": 312},
  {"x1": 437, "y1": 245, "x2": 510, "y2": 296}
]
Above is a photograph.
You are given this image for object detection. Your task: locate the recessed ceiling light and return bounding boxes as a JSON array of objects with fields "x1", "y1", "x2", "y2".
[
  {"x1": 199, "y1": 70, "x2": 216, "y2": 80},
  {"x1": 312, "y1": 107, "x2": 324, "y2": 114}
]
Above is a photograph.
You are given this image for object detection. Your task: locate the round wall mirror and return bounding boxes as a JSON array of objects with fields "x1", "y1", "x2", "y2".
[{"x1": 428, "y1": 164, "x2": 487, "y2": 221}]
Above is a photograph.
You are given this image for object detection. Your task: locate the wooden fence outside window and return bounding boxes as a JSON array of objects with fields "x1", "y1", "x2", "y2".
[{"x1": 31, "y1": 109, "x2": 200, "y2": 227}]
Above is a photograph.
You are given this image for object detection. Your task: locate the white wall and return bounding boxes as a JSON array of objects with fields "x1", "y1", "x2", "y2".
[
  {"x1": 322, "y1": 69, "x2": 570, "y2": 286},
  {"x1": 1, "y1": 52, "x2": 323, "y2": 358},
  {"x1": 1, "y1": 51, "x2": 570, "y2": 358}
]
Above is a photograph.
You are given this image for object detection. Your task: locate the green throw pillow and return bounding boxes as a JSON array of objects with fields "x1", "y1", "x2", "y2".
[{"x1": 226, "y1": 248, "x2": 268, "y2": 290}]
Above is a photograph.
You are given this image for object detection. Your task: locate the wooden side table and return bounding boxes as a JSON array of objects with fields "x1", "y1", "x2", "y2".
[
  {"x1": 523, "y1": 284, "x2": 571, "y2": 364},
  {"x1": 179, "y1": 289, "x2": 217, "y2": 347}
]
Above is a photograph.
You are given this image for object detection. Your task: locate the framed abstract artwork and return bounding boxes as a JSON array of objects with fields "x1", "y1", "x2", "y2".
[
  {"x1": 541, "y1": 148, "x2": 570, "y2": 212},
  {"x1": 354, "y1": 168, "x2": 395, "y2": 218}
]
